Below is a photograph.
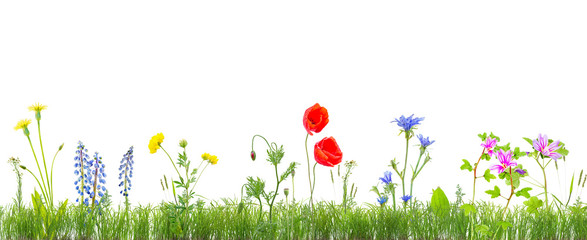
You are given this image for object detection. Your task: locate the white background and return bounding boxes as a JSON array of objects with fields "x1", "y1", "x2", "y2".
[{"x1": 1, "y1": 1, "x2": 586, "y2": 208}]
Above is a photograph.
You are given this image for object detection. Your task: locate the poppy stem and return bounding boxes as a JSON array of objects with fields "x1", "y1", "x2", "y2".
[{"x1": 304, "y1": 133, "x2": 314, "y2": 210}]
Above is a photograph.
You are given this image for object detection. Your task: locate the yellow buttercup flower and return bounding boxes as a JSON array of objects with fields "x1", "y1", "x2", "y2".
[
  {"x1": 148, "y1": 133, "x2": 164, "y2": 154},
  {"x1": 208, "y1": 155, "x2": 218, "y2": 165},
  {"x1": 201, "y1": 153, "x2": 211, "y2": 160},
  {"x1": 14, "y1": 119, "x2": 32, "y2": 136}
]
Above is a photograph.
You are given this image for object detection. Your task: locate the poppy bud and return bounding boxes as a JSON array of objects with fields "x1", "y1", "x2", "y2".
[
  {"x1": 284, "y1": 188, "x2": 290, "y2": 197},
  {"x1": 251, "y1": 150, "x2": 256, "y2": 161}
]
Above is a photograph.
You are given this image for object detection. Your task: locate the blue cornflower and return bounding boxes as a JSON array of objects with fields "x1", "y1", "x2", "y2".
[
  {"x1": 400, "y1": 195, "x2": 412, "y2": 203},
  {"x1": 391, "y1": 114, "x2": 424, "y2": 132},
  {"x1": 119, "y1": 146, "x2": 134, "y2": 197},
  {"x1": 86, "y1": 152, "x2": 107, "y2": 207},
  {"x1": 74, "y1": 141, "x2": 91, "y2": 204},
  {"x1": 379, "y1": 171, "x2": 393, "y2": 185},
  {"x1": 377, "y1": 196, "x2": 388, "y2": 205},
  {"x1": 417, "y1": 134, "x2": 435, "y2": 148}
]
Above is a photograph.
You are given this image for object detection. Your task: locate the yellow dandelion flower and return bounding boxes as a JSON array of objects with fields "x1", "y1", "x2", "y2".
[
  {"x1": 29, "y1": 103, "x2": 47, "y2": 120},
  {"x1": 14, "y1": 119, "x2": 32, "y2": 131},
  {"x1": 148, "y1": 133, "x2": 164, "y2": 154},
  {"x1": 201, "y1": 153, "x2": 211, "y2": 160},
  {"x1": 14, "y1": 119, "x2": 32, "y2": 136},
  {"x1": 208, "y1": 155, "x2": 218, "y2": 165},
  {"x1": 28, "y1": 103, "x2": 48, "y2": 112}
]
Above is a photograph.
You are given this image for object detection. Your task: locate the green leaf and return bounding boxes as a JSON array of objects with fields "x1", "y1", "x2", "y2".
[
  {"x1": 478, "y1": 133, "x2": 487, "y2": 141},
  {"x1": 523, "y1": 196, "x2": 544, "y2": 214},
  {"x1": 496, "y1": 221, "x2": 513, "y2": 230},
  {"x1": 489, "y1": 132, "x2": 500, "y2": 142},
  {"x1": 483, "y1": 169, "x2": 496, "y2": 182},
  {"x1": 515, "y1": 187, "x2": 532, "y2": 199},
  {"x1": 485, "y1": 186, "x2": 500, "y2": 198},
  {"x1": 460, "y1": 204, "x2": 476, "y2": 216},
  {"x1": 523, "y1": 137, "x2": 534, "y2": 146},
  {"x1": 476, "y1": 224, "x2": 491, "y2": 236},
  {"x1": 556, "y1": 147, "x2": 569, "y2": 156},
  {"x1": 460, "y1": 159, "x2": 473, "y2": 172},
  {"x1": 431, "y1": 187, "x2": 450, "y2": 218}
]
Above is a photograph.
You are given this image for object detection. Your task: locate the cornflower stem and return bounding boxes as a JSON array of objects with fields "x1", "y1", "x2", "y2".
[
  {"x1": 409, "y1": 150, "x2": 425, "y2": 196},
  {"x1": 25, "y1": 135, "x2": 50, "y2": 208},
  {"x1": 401, "y1": 133, "x2": 410, "y2": 196},
  {"x1": 304, "y1": 133, "x2": 314, "y2": 210},
  {"x1": 502, "y1": 167, "x2": 515, "y2": 217},
  {"x1": 472, "y1": 148, "x2": 486, "y2": 203},
  {"x1": 37, "y1": 120, "x2": 51, "y2": 207},
  {"x1": 159, "y1": 145, "x2": 181, "y2": 178}
]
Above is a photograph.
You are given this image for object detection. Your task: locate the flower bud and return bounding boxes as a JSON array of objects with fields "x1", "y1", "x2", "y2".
[
  {"x1": 179, "y1": 139, "x2": 188, "y2": 148},
  {"x1": 19, "y1": 165, "x2": 27, "y2": 170},
  {"x1": 291, "y1": 169, "x2": 296, "y2": 177},
  {"x1": 59, "y1": 143, "x2": 64, "y2": 151},
  {"x1": 284, "y1": 188, "x2": 290, "y2": 197},
  {"x1": 251, "y1": 150, "x2": 256, "y2": 161}
]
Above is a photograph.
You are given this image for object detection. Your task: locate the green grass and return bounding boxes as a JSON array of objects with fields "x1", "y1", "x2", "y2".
[{"x1": 0, "y1": 199, "x2": 586, "y2": 239}]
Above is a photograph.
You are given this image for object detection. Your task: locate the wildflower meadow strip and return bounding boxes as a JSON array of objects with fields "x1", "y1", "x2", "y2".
[{"x1": 2, "y1": 102, "x2": 586, "y2": 239}]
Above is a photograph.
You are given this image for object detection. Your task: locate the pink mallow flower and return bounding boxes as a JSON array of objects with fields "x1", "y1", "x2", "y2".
[
  {"x1": 481, "y1": 137, "x2": 497, "y2": 157},
  {"x1": 489, "y1": 149, "x2": 517, "y2": 174},
  {"x1": 532, "y1": 134, "x2": 562, "y2": 161}
]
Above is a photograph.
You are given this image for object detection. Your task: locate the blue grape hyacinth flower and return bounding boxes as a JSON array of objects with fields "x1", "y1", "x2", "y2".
[
  {"x1": 119, "y1": 146, "x2": 134, "y2": 197},
  {"x1": 74, "y1": 141, "x2": 92, "y2": 204},
  {"x1": 86, "y1": 152, "x2": 107, "y2": 207}
]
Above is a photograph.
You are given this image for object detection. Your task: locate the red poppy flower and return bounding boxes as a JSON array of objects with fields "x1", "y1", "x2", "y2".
[
  {"x1": 303, "y1": 103, "x2": 329, "y2": 136},
  {"x1": 314, "y1": 137, "x2": 343, "y2": 167}
]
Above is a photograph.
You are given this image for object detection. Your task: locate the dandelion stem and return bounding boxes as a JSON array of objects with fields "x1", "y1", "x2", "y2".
[
  {"x1": 37, "y1": 120, "x2": 52, "y2": 207},
  {"x1": 26, "y1": 135, "x2": 50, "y2": 207}
]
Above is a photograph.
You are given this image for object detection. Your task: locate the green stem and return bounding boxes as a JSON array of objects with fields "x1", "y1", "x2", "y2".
[
  {"x1": 49, "y1": 147, "x2": 62, "y2": 208},
  {"x1": 502, "y1": 167, "x2": 514, "y2": 217},
  {"x1": 26, "y1": 135, "x2": 50, "y2": 206},
  {"x1": 160, "y1": 145, "x2": 181, "y2": 178},
  {"x1": 311, "y1": 162, "x2": 318, "y2": 203},
  {"x1": 189, "y1": 160, "x2": 209, "y2": 194},
  {"x1": 402, "y1": 134, "x2": 410, "y2": 196},
  {"x1": 472, "y1": 148, "x2": 486, "y2": 203},
  {"x1": 535, "y1": 155, "x2": 549, "y2": 207},
  {"x1": 409, "y1": 151, "x2": 425, "y2": 196},
  {"x1": 23, "y1": 168, "x2": 50, "y2": 206},
  {"x1": 37, "y1": 120, "x2": 51, "y2": 207},
  {"x1": 268, "y1": 163, "x2": 280, "y2": 223},
  {"x1": 304, "y1": 133, "x2": 314, "y2": 210}
]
